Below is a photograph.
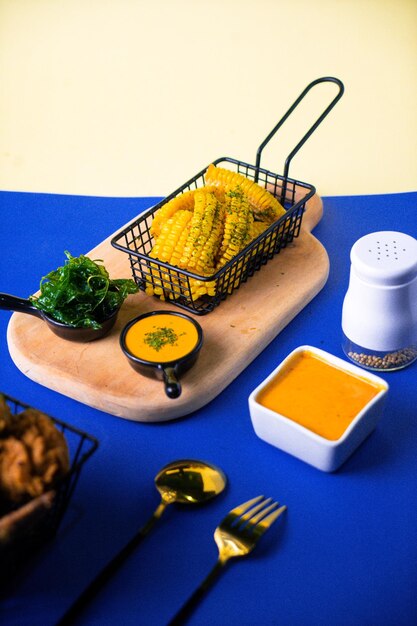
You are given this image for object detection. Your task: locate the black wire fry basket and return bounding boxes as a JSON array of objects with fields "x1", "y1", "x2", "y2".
[
  {"x1": 112, "y1": 77, "x2": 344, "y2": 315},
  {"x1": 0, "y1": 393, "x2": 98, "y2": 583}
]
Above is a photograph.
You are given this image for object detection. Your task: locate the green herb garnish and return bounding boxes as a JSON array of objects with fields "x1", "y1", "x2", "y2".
[
  {"x1": 227, "y1": 186, "x2": 243, "y2": 199},
  {"x1": 144, "y1": 326, "x2": 185, "y2": 352},
  {"x1": 30, "y1": 251, "x2": 138, "y2": 329}
]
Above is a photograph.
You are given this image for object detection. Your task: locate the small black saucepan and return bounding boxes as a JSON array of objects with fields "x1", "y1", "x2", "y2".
[
  {"x1": 0, "y1": 293, "x2": 120, "y2": 342},
  {"x1": 120, "y1": 310, "x2": 204, "y2": 399}
]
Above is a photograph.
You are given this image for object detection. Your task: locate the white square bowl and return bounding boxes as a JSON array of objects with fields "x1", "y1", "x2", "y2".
[{"x1": 248, "y1": 346, "x2": 389, "y2": 472}]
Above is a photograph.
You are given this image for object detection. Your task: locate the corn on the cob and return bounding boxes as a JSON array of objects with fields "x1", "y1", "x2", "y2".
[
  {"x1": 187, "y1": 276, "x2": 217, "y2": 300},
  {"x1": 193, "y1": 192, "x2": 225, "y2": 274},
  {"x1": 205, "y1": 163, "x2": 285, "y2": 223},
  {"x1": 216, "y1": 186, "x2": 253, "y2": 269},
  {"x1": 150, "y1": 189, "x2": 196, "y2": 238},
  {"x1": 146, "y1": 210, "x2": 193, "y2": 297},
  {"x1": 150, "y1": 185, "x2": 225, "y2": 240},
  {"x1": 222, "y1": 221, "x2": 271, "y2": 295},
  {"x1": 145, "y1": 262, "x2": 166, "y2": 299},
  {"x1": 148, "y1": 268, "x2": 216, "y2": 302},
  {"x1": 149, "y1": 209, "x2": 193, "y2": 263},
  {"x1": 249, "y1": 220, "x2": 270, "y2": 241},
  {"x1": 146, "y1": 201, "x2": 218, "y2": 301},
  {"x1": 178, "y1": 189, "x2": 218, "y2": 270},
  {"x1": 193, "y1": 217, "x2": 224, "y2": 274}
]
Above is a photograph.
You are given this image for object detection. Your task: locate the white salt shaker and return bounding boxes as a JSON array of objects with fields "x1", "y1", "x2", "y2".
[{"x1": 342, "y1": 231, "x2": 417, "y2": 371}]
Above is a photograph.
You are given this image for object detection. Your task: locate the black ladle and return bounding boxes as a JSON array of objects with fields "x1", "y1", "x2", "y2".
[{"x1": 0, "y1": 293, "x2": 119, "y2": 342}]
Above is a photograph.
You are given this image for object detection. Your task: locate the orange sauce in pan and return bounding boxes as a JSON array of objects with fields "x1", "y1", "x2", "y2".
[
  {"x1": 257, "y1": 350, "x2": 384, "y2": 440},
  {"x1": 124, "y1": 314, "x2": 199, "y2": 363}
]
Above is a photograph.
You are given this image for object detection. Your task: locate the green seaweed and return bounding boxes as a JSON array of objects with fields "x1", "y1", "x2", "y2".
[{"x1": 30, "y1": 251, "x2": 138, "y2": 329}]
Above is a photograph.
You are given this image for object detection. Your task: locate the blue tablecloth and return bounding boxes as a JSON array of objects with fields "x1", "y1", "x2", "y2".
[{"x1": 1, "y1": 190, "x2": 416, "y2": 626}]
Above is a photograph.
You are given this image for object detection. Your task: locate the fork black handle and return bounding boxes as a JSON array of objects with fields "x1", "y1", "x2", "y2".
[{"x1": 167, "y1": 560, "x2": 225, "y2": 626}]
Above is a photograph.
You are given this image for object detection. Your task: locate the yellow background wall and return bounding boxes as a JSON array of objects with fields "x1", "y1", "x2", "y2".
[{"x1": 1, "y1": 0, "x2": 416, "y2": 198}]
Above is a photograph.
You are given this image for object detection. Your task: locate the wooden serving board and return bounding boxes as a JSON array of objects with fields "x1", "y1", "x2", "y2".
[{"x1": 7, "y1": 192, "x2": 328, "y2": 422}]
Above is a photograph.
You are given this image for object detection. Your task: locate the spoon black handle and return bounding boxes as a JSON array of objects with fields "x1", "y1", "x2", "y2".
[
  {"x1": 56, "y1": 500, "x2": 168, "y2": 626},
  {"x1": 0, "y1": 293, "x2": 43, "y2": 318}
]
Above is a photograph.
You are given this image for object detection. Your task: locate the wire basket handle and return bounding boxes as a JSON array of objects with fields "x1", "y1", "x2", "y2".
[{"x1": 254, "y1": 76, "x2": 344, "y2": 201}]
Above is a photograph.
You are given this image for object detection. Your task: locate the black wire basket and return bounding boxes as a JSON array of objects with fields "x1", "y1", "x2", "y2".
[
  {"x1": 112, "y1": 77, "x2": 344, "y2": 315},
  {"x1": 0, "y1": 393, "x2": 98, "y2": 582}
]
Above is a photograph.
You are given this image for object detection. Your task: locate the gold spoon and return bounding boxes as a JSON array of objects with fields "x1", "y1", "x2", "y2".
[{"x1": 57, "y1": 459, "x2": 227, "y2": 626}]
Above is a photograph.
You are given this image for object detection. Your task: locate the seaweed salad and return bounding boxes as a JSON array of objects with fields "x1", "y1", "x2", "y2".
[{"x1": 30, "y1": 251, "x2": 138, "y2": 329}]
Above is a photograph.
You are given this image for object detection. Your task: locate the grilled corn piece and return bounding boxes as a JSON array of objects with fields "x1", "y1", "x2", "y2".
[
  {"x1": 187, "y1": 275, "x2": 217, "y2": 300},
  {"x1": 178, "y1": 189, "x2": 216, "y2": 269},
  {"x1": 146, "y1": 199, "x2": 219, "y2": 301},
  {"x1": 151, "y1": 185, "x2": 225, "y2": 239},
  {"x1": 205, "y1": 163, "x2": 285, "y2": 223},
  {"x1": 216, "y1": 186, "x2": 253, "y2": 269},
  {"x1": 147, "y1": 269, "x2": 216, "y2": 302},
  {"x1": 146, "y1": 210, "x2": 193, "y2": 297},
  {"x1": 250, "y1": 220, "x2": 270, "y2": 240},
  {"x1": 149, "y1": 209, "x2": 193, "y2": 263},
  {"x1": 150, "y1": 189, "x2": 196, "y2": 239}
]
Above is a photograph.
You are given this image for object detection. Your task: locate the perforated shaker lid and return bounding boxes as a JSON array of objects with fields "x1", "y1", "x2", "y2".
[{"x1": 351, "y1": 231, "x2": 417, "y2": 286}]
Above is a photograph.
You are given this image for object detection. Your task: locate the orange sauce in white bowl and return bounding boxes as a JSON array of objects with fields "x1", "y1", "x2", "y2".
[{"x1": 257, "y1": 350, "x2": 385, "y2": 440}]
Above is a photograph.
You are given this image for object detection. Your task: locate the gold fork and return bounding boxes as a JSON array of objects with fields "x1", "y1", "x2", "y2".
[{"x1": 167, "y1": 495, "x2": 287, "y2": 625}]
